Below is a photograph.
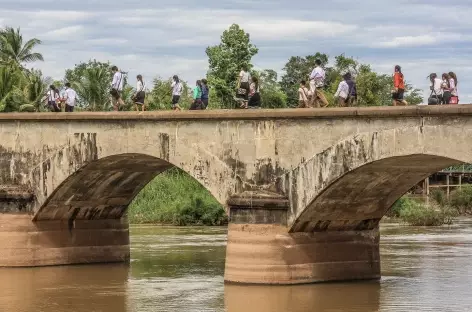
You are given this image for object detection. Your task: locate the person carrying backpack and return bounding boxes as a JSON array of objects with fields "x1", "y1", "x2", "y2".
[{"x1": 345, "y1": 73, "x2": 357, "y2": 106}]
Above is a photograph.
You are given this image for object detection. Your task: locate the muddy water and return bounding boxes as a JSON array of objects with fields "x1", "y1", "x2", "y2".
[{"x1": 1, "y1": 220, "x2": 472, "y2": 312}]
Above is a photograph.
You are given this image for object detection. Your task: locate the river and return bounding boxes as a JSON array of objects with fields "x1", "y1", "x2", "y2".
[{"x1": 1, "y1": 219, "x2": 472, "y2": 312}]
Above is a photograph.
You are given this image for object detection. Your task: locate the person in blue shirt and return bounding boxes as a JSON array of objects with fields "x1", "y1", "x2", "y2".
[{"x1": 201, "y1": 79, "x2": 209, "y2": 109}]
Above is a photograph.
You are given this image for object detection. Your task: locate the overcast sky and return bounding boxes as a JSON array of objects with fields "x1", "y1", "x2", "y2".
[{"x1": 1, "y1": 0, "x2": 471, "y2": 102}]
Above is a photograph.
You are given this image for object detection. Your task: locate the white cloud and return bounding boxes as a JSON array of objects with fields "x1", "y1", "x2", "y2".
[
  {"x1": 41, "y1": 25, "x2": 85, "y2": 39},
  {"x1": 376, "y1": 33, "x2": 466, "y2": 48}
]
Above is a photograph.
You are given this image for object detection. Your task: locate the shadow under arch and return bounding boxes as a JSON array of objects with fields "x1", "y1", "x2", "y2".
[
  {"x1": 33, "y1": 153, "x2": 219, "y2": 221},
  {"x1": 290, "y1": 154, "x2": 463, "y2": 233}
]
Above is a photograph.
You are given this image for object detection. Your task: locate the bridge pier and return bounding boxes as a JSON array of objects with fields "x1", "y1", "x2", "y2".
[
  {"x1": 0, "y1": 214, "x2": 129, "y2": 267},
  {"x1": 224, "y1": 192, "x2": 380, "y2": 285}
]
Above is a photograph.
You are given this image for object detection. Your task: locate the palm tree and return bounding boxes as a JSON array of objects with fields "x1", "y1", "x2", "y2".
[
  {"x1": 0, "y1": 65, "x2": 24, "y2": 111},
  {"x1": 73, "y1": 66, "x2": 111, "y2": 111},
  {"x1": 0, "y1": 27, "x2": 44, "y2": 66}
]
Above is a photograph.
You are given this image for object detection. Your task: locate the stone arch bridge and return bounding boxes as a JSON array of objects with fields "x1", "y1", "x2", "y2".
[{"x1": 0, "y1": 106, "x2": 470, "y2": 285}]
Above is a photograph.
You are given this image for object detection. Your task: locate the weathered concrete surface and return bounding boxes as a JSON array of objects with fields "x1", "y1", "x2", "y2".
[
  {"x1": 0, "y1": 106, "x2": 471, "y2": 283},
  {"x1": 224, "y1": 224, "x2": 379, "y2": 284},
  {"x1": 0, "y1": 213, "x2": 129, "y2": 267}
]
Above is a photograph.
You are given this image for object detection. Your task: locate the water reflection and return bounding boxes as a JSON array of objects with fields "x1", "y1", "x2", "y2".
[
  {"x1": 225, "y1": 281, "x2": 380, "y2": 312},
  {"x1": 0, "y1": 264, "x2": 129, "y2": 312}
]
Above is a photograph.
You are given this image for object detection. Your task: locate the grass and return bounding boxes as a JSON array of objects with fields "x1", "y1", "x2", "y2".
[{"x1": 128, "y1": 168, "x2": 227, "y2": 226}]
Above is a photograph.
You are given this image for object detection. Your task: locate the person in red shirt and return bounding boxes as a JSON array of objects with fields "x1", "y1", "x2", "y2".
[{"x1": 392, "y1": 65, "x2": 408, "y2": 106}]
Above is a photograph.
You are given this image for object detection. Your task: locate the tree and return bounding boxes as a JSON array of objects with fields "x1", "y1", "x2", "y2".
[
  {"x1": 404, "y1": 83, "x2": 424, "y2": 105},
  {"x1": 0, "y1": 27, "x2": 43, "y2": 66},
  {"x1": 0, "y1": 64, "x2": 23, "y2": 111},
  {"x1": 254, "y1": 69, "x2": 287, "y2": 108},
  {"x1": 71, "y1": 65, "x2": 110, "y2": 111},
  {"x1": 206, "y1": 24, "x2": 258, "y2": 108}
]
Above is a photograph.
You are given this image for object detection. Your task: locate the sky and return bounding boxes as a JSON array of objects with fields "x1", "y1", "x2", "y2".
[{"x1": 1, "y1": 0, "x2": 472, "y2": 102}]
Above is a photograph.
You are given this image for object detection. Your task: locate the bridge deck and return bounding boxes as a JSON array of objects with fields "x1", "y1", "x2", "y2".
[{"x1": 0, "y1": 105, "x2": 471, "y2": 121}]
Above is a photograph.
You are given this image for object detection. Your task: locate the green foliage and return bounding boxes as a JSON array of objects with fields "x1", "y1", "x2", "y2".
[
  {"x1": 398, "y1": 200, "x2": 457, "y2": 226},
  {"x1": 404, "y1": 83, "x2": 423, "y2": 105},
  {"x1": 0, "y1": 26, "x2": 43, "y2": 66},
  {"x1": 450, "y1": 185, "x2": 472, "y2": 214},
  {"x1": 431, "y1": 189, "x2": 447, "y2": 207},
  {"x1": 65, "y1": 60, "x2": 119, "y2": 110},
  {"x1": 147, "y1": 77, "x2": 192, "y2": 110},
  {"x1": 254, "y1": 69, "x2": 287, "y2": 108},
  {"x1": 388, "y1": 197, "x2": 409, "y2": 217},
  {"x1": 206, "y1": 24, "x2": 258, "y2": 108},
  {"x1": 128, "y1": 168, "x2": 227, "y2": 226},
  {"x1": 0, "y1": 27, "x2": 47, "y2": 113},
  {"x1": 389, "y1": 196, "x2": 457, "y2": 226}
]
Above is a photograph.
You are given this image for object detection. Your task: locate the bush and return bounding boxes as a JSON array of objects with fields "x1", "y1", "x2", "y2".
[
  {"x1": 388, "y1": 197, "x2": 409, "y2": 217},
  {"x1": 398, "y1": 199, "x2": 457, "y2": 226},
  {"x1": 450, "y1": 185, "x2": 472, "y2": 214},
  {"x1": 431, "y1": 189, "x2": 447, "y2": 207},
  {"x1": 128, "y1": 168, "x2": 228, "y2": 226}
]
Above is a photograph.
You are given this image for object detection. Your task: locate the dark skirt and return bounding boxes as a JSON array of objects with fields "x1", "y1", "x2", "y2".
[
  {"x1": 190, "y1": 99, "x2": 203, "y2": 110},
  {"x1": 202, "y1": 98, "x2": 209, "y2": 109},
  {"x1": 442, "y1": 91, "x2": 451, "y2": 104},
  {"x1": 48, "y1": 101, "x2": 61, "y2": 112},
  {"x1": 134, "y1": 91, "x2": 145, "y2": 105},
  {"x1": 237, "y1": 82, "x2": 250, "y2": 101},
  {"x1": 392, "y1": 88, "x2": 404, "y2": 100},
  {"x1": 248, "y1": 92, "x2": 261, "y2": 107}
]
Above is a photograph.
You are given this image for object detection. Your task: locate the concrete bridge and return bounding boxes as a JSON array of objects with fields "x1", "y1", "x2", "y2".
[{"x1": 0, "y1": 106, "x2": 470, "y2": 285}]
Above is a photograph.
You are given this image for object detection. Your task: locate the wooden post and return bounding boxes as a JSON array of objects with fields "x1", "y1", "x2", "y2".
[
  {"x1": 426, "y1": 177, "x2": 430, "y2": 205},
  {"x1": 459, "y1": 174, "x2": 462, "y2": 190},
  {"x1": 446, "y1": 174, "x2": 450, "y2": 200}
]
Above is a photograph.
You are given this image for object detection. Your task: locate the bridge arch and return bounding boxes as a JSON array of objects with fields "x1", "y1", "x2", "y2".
[
  {"x1": 283, "y1": 126, "x2": 467, "y2": 232},
  {"x1": 33, "y1": 153, "x2": 226, "y2": 221}
]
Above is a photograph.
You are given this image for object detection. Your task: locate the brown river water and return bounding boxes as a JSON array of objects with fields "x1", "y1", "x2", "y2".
[{"x1": 1, "y1": 219, "x2": 472, "y2": 312}]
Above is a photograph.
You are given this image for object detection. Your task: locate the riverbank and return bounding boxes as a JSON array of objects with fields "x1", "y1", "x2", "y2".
[
  {"x1": 128, "y1": 168, "x2": 227, "y2": 226},
  {"x1": 388, "y1": 185, "x2": 472, "y2": 226}
]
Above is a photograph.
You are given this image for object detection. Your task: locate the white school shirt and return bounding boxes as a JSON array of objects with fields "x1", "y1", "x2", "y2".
[
  {"x1": 64, "y1": 88, "x2": 77, "y2": 106},
  {"x1": 449, "y1": 78, "x2": 458, "y2": 96},
  {"x1": 47, "y1": 90, "x2": 58, "y2": 102},
  {"x1": 431, "y1": 78, "x2": 443, "y2": 96},
  {"x1": 334, "y1": 80, "x2": 349, "y2": 99},
  {"x1": 239, "y1": 70, "x2": 250, "y2": 83},
  {"x1": 111, "y1": 72, "x2": 124, "y2": 91},
  {"x1": 171, "y1": 81, "x2": 182, "y2": 96},
  {"x1": 310, "y1": 66, "x2": 326, "y2": 87},
  {"x1": 136, "y1": 80, "x2": 145, "y2": 92}
]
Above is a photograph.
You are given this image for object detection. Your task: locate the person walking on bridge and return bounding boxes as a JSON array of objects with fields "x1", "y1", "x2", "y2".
[
  {"x1": 334, "y1": 73, "x2": 350, "y2": 107},
  {"x1": 110, "y1": 66, "x2": 124, "y2": 111},
  {"x1": 132, "y1": 74, "x2": 146, "y2": 111},
  {"x1": 63, "y1": 83, "x2": 77, "y2": 112},
  {"x1": 171, "y1": 75, "x2": 183, "y2": 111},
  {"x1": 308, "y1": 59, "x2": 328, "y2": 107},
  {"x1": 298, "y1": 80, "x2": 311, "y2": 108},
  {"x1": 428, "y1": 73, "x2": 443, "y2": 105},
  {"x1": 392, "y1": 65, "x2": 408, "y2": 106},
  {"x1": 449, "y1": 72, "x2": 459, "y2": 104}
]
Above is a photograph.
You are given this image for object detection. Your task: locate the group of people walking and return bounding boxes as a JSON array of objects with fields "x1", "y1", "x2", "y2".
[
  {"x1": 43, "y1": 66, "x2": 213, "y2": 112},
  {"x1": 44, "y1": 63, "x2": 461, "y2": 112},
  {"x1": 45, "y1": 82, "x2": 77, "y2": 112}
]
